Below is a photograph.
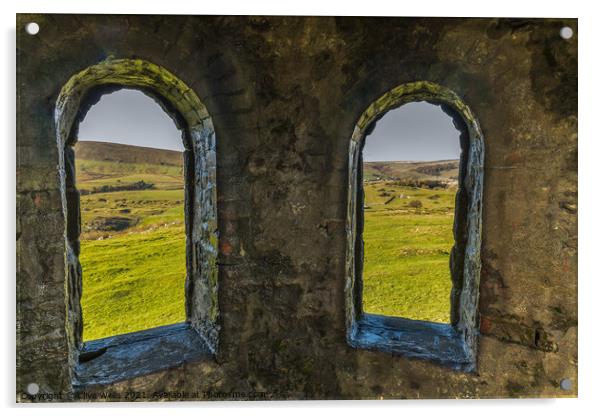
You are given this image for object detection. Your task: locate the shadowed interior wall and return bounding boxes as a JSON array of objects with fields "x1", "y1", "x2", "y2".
[{"x1": 16, "y1": 15, "x2": 577, "y2": 400}]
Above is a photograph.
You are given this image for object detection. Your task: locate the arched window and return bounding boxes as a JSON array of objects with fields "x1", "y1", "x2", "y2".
[
  {"x1": 345, "y1": 82, "x2": 484, "y2": 371},
  {"x1": 75, "y1": 89, "x2": 187, "y2": 342},
  {"x1": 55, "y1": 59, "x2": 219, "y2": 387}
]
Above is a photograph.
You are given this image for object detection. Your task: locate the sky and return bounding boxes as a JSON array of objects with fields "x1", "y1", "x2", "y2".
[
  {"x1": 78, "y1": 89, "x2": 184, "y2": 151},
  {"x1": 363, "y1": 101, "x2": 461, "y2": 162},
  {"x1": 79, "y1": 90, "x2": 460, "y2": 161}
]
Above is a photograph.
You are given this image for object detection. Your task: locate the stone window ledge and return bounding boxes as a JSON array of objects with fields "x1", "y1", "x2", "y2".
[
  {"x1": 74, "y1": 323, "x2": 213, "y2": 388},
  {"x1": 349, "y1": 314, "x2": 474, "y2": 372}
]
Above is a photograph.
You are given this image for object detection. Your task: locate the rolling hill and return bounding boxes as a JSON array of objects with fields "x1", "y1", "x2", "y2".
[
  {"x1": 75, "y1": 141, "x2": 459, "y2": 187},
  {"x1": 74, "y1": 140, "x2": 183, "y2": 166},
  {"x1": 363, "y1": 159, "x2": 459, "y2": 186},
  {"x1": 74, "y1": 141, "x2": 184, "y2": 193}
]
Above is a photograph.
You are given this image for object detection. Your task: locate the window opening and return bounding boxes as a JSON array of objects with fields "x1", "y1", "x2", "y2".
[
  {"x1": 361, "y1": 102, "x2": 461, "y2": 324},
  {"x1": 75, "y1": 89, "x2": 186, "y2": 341}
]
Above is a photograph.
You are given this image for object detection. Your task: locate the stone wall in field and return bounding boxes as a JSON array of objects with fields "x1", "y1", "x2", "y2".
[{"x1": 16, "y1": 15, "x2": 577, "y2": 400}]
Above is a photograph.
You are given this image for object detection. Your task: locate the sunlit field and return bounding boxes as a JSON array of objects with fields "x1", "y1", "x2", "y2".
[
  {"x1": 361, "y1": 180, "x2": 456, "y2": 323},
  {"x1": 76, "y1": 154, "x2": 187, "y2": 341}
]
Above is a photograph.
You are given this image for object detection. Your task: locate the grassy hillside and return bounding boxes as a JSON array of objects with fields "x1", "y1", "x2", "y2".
[
  {"x1": 362, "y1": 181, "x2": 456, "y2": 322},
  {"x1": 74, "y1": 141, "x2": 184, "y2": 194},
  {"x1": 76, "y1": 140, "x2": 459, "y2": 340},
  {"x1": 363, "y1": 159, "x2": 459, "y2": 184},
  {"x1": 75, "y1": 141, "x2": 186, "y2": 340},
  {"x1": 74, "y1": 140, "x2": 183, "y2": 166},
  {"x1": 361, "y1": 160, "x2": 458, "y2": 323}
]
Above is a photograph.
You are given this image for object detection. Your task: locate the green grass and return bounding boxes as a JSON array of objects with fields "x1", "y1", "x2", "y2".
[
  {"x1": 78, "y1": 158, "x2": 187, "y2": 341},
  {"x1": 362, "y1": 181, "x2": 456, "y2": 323},
  {"x1": 80, "y1": 225, "x2": 186, "y2": 340},
  {"x1": 80, "y1": 189, "x2": 185, "y2": 239},
  {"x1": 76, "y1": 158, "x2": 183, "y2": 177},
  {"x1": 75, "y1": 159, "x2": 183, "y2": 192}
]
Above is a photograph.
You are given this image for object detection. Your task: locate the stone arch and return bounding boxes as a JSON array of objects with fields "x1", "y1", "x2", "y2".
[
  {"x1": 345, "y1": 81, "x2": 484, "y2": 371},
  {"x1": 54, "y1": 59, "x2": 219, "y2": 376}
]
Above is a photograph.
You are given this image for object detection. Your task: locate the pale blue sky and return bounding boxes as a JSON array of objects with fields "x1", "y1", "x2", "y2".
[
  {"x1": 78, "y1": 90, "x2": 461, "y2": 161},
  {"x1": 363, "y1": 101, "x2": 461, "y2": 162},
  {"x1": 78, "y1": 89, "x2": 184, "y2": 151}
]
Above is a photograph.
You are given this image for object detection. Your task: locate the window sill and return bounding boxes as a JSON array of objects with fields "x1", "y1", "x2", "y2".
[
  {"x1": 349, "y1": 314, "x2": 475, "y2": 372},
  {"x1": 74, "y1": 322, "x2": 213, "y2": 388}
]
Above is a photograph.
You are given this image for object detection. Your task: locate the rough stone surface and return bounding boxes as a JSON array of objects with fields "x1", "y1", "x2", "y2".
[
  {"x1": 351, "y1": 314, "x2": 472, "y2": 371},
  {"x1": 16, "y1": 15, "x2": 577, "y2": 400},
  {"x1": 75, "y1": 323, "x2": 212, "y2": 389}
]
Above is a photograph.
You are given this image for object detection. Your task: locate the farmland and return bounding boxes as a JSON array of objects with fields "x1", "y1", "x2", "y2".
[
  {"x1": 75, "y1": 141, "x2": 187, "y2": 341},
  {"x1": 362, "y1": 180, "x2": 456, "y2": 323}
]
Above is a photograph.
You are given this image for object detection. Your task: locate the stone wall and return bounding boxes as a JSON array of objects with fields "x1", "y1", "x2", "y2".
[{"x1": 16, "y1": 15, "x2": 577, "y2": 400}]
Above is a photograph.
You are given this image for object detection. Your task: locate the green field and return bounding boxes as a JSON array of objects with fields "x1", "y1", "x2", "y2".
[
  {"x1": 362, "y1": 181, "x2": 455, "y2": 323},
  {"x1": 76, "y1": 141, "x2": 456, "y2": 340},
  {"x1": 75, "y1": 146, "x2": 187, "y2": 341}
]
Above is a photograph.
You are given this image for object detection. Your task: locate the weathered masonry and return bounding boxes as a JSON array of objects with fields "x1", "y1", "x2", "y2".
[{"x1": 16, "y1": 15, "x2": 577, "y2": 400}]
